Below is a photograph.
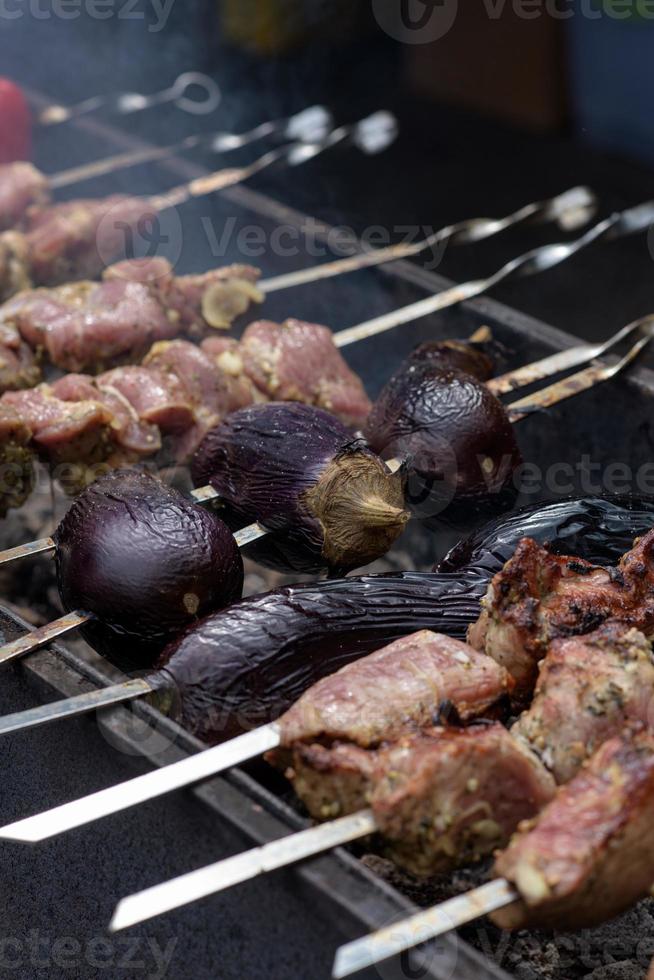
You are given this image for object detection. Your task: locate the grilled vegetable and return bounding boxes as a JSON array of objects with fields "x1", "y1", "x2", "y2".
[
  {"x1": 54, "y1": 469, "x2": 243, "y2": 670},
  {"x1": 153, "y1": 495, "x2": 654, "y2": 743},
  {"x1": 438, "y1": 494, "x2": 654, "y2": 574},
  {"x1": 364, "y1": 355, "x2": 521, "y2": 524},
  {"x1": 191, "y1": 402, "x2": 409, "y2": 574},
  {"x1": 155, "y1": 568, "x2": 487, "y2": 743}
]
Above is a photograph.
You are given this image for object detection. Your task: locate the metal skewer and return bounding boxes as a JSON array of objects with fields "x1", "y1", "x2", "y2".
[
  {"x1": 333, "y1": 200, "x2": 654, "y2": 348},
  {"x1": 0, "y1": 312, "x2": 650, "y2": 571},
  {"x1": 47, "y1": 106, "x2": 334, "y2": 190},
  {"x1": 38, "y1": 72, "x2": 223, "y2": 126},
  {"x1": 332, "y1": 879, "x2": 519, "y2": 979},
  {"x1": 260, "y1": 185, "x2": 596, "y2": 293},
  {"x1": 0, "y1": 324, "x2": 649, "y2": 844}
]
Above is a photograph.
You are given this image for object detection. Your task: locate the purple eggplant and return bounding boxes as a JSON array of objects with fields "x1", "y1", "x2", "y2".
[
  {"x1": 191, "y1": 402, "x2": 409, "y2": 574},
  {"x1": 54, "y1": 468, "x2": 243, "y2": 671},
  {"x1": 364, "y1": 352, "x2": 522, "y2": 525}
]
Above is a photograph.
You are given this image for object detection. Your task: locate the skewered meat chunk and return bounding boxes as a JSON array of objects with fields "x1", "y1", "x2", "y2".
[
  {"x1": 0, "y1": 162, "x2": 50, "y2": 232},
  {"x1": 512, "y1": 622, "x2": 654, "y2": 784},
  {"x1": 492, "y1": 728, "x2": 654, "y2": 931},
  {"x1": 239, "y1": 319, "x2": 372, "y2": 428},
  {"x1": 0, "y1": 231, "x2": 31, "y2": 301},
  {"x1": 468, "y1": 533, "x2": 654, "y2": 703},
  {"x1": 276, "y1": 630, "x2": 513, "y2": 750},
  {"x1": 0, "y1": 318, "x2": 40, "y2": 391},
  {"x1": 0, "y1": 403, "x2": 34, "y2": 513},
  {"x1": 0, "y1": 257, "x2": 261, "y2": 380},
  {"x1": 286, "y1": 724, "x2": 555, "y2": 877}
]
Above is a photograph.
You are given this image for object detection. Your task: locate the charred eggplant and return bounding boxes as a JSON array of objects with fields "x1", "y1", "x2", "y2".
[
  {"x1": 191, "y1": 402, "x2": 409, "y2": 574},
  {"x1": 54, "y1": 469, "x2": 243, "y2": 670},
  {"x1": 152, "y1": 495, "x2": 654, "y2": 743},
  {"x1": 364, "y1": 355, "x2": 521, "y2": 525}
]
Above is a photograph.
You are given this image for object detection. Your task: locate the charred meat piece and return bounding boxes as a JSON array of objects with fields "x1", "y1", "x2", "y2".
[
  {"x1": 493, "y1": 728, "x2": 654, "y2": 931},
  {"x1": 364, "y1": 360, "x2": 521, "y2": 523},
  {"x1": 239, "y1": 319, "x2": 372, "y2": 428},
  {"x1": 55, "y1": 469, "x2": 243, "y2": 671},
  {"x1": 0, "y1": 318, "x2": 40, "y2": 391},
  {"x1": 98, "y1": 365, "x2": 195, "y2": 443},
  {"x1": 286, "y1": 724, "x2": 555, "y2": 877},
  {"x1": 0, "y1": 403, "x2": 34, "y2": 514},
  {"x1": 3, "y1": 384, "x2": 114, "y2": 470},
  {"x1": 191, "y1": 402, "x2": 408, "y2": 574},
  {"x1": 275, "y1": 630, "x2": 513, "y2": 750},
  {"x1": 0, "y1": 162, "x2": 50, "y2": 232},
  {"x1": 468, "y1": 533, "x2": 654, "y2": 703},
  {"x1": 512, "y1": 622, "x2": 654, "y2": 784}
]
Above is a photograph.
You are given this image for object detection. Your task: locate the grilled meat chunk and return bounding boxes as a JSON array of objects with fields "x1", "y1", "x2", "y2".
[
  {"x1": 276, "y1": 630, "x2": 513, "y2": 750},
  {"x1": 0, "y1": 257, "x2": 261, "y2": 380},
  {"x1": 239, "y1": 318, "x2": 372, "y2": 427},
  {"x1": 286, "y1": 724, "x2": 555, "y2": 877},
  {"x1": 0, "y1": 319, "x2": 40, "y2": 391},
  {"x1": 0, "y1": 162, "x2": 50, "y2": 232},
  {"x1": 0, "y1": 403, "x2": 34, "y2": 513},
  {"x1": 512, "y1": 622, "x2": 654, "y2": 784},
  {"x1": 493, "y1": 728, "x2": 654, "y2": 931},
  {"x1": 468, "y1": 534, "x2": 654, "y2": 703}
]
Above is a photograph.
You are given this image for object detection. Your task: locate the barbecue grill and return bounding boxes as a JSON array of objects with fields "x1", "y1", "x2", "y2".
[{"x1": 1, "y1": 76, "x2": 654, "y2": 980}]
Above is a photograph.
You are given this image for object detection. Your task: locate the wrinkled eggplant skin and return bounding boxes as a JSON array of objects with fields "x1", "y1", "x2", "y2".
[
  {"x1": 365, "y1": 364, "x2": 522, "y2": 525},
  {"x1": 54, "y1": 469, "x2": 243, "y2": 671},
  {"x1": 191, "y1": 402, "x2": 387, "y2": 574},
  {"x1": 155, "y1": 494, "x2": 654, "y2": 744},
  {"x1": 407, "y1": 339, "x2": 494, "y2": 381},
  {"x1": 438, "y1": 494, "x2": 654, "y2": 574},
  {"x1": 156, "y1": 569, "x2": 486, "y2": 743}
]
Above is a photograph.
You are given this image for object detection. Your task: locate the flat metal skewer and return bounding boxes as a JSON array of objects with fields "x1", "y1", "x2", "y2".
[
  {"x1": 332, "y1": 879, "x2": 519, "y2": 979},
  {"x1": 38, "y1": 71, "x2": 223, "y2": 125},
  {"x1": 48, "y1": 106, "x2": 333, "y2": 190},
  {"x1": 0, "y1": 318, "x2": 648, "y2": 682},
  {"x1": 0, "y1": 323, "x2": 650, "y2": 845},
  {"x1": 333, "y1": 200, "x2": 654, "y2": 348},
  {"x1": 259, "y1": 185, "x2": 596, "y2": 292},
  {"x1": 109, "y1": 809, "x2": 378, "y2": 932}
]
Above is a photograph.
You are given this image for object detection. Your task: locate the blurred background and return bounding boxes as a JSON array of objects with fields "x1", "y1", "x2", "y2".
[{"x1": 2, "y1": 0, "x2": 654, "y2": 340}]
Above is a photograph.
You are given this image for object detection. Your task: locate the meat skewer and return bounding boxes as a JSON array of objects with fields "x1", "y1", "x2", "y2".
[
  {"x1": 0, "y1": 105, "x2": 332, "y2": 230},
  {"x1": 0, "y1": 188, "x2": 598, "y2": 393},
  {"x1": 333, "y1": 727, "x2": 654, "y2": 978},
  {"x1": 4, "y1": 497, "x2": 654, "y2": 845},
  {"x1": 105, "y1": 617, "x2": 654, "y2": 932},
  {"x1": 0, "y1": 113, "x2": 393, "y2": 303},
  {"x1": 0, "y1": 327, "x2": 648, "y2": 683}
]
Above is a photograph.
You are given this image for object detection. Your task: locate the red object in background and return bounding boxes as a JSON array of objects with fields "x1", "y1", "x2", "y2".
[{"x1": 0, "y1": 79, "x2": 31, "y2": 163}]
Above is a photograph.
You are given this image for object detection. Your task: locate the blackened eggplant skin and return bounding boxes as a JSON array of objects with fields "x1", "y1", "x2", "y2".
[
  {"x1": 406, "y1": 339, "x2": 495, "y2": 381},
  {"x1": 364, "y1": 363, "x2": 522, "y2": 525},
  {"x1": 54, "y1": 469, "x2": 244, "y2": 671},
  {"x1": 191, "y1": 402, "x2": 408, "y2": 574},
  {"x1": 438, "y1": 494, "x2": 654, "y2": 574},
  {"x1": 154, "y1": 569, "x2": 487, "y2": 743}
]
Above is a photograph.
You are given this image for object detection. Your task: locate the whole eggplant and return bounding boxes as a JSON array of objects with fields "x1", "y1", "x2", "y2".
[
  {"x1": 150, "y1": 494, "x2": 654, "y2": 744},
  {"x1": 54, "y1": 469, "x2": 244, "y2": 671},
  {"x1": 364, "y1": 355, "x2": 522, "y2": 525},
  {"x1": 191, "y1": 401, "x2": 409, "y2": 574}
]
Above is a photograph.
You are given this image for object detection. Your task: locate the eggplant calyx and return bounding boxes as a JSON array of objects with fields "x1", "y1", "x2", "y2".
[{"x1": 304, "y1": 451, "x2": 409, "y2": 571}]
